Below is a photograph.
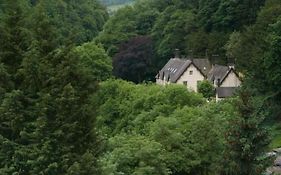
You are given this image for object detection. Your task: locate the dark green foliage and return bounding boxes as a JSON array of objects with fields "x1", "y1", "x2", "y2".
[
  {"x1": 0, "y1": 0, "x2": 279, "y2": 174},
  {"x1": 94, "y1": 79, "x2": 272, "y2": 175},
  {"x1": 225, "y1": 0, "x2": 281, "y2": 110},
  {"x1": 0, "y1": 0, "x2": 31, "y2": 75},
  {"x1": 222, "y1": 1, "x2": 281, "y2": 170},
  {"x1": 94, "y1": 80, "x2": 240, "y2": 174},
  {"x1": 224, "y1": 92, "x2": 270, "y2": 175},
  {"x1": 0, "y1": 45, "x2": 110, "y2": 174},
  {"x1": 94, "y1": 80, "x2": 204, "y2": 137},
  {"x1": 96, "y1": 0, "x2": 265, "y2": 81},
  {"x1": 100, "y1": 134, "x2": 169, "y2": 175},
  {"x1": 152, "y1": 8, "x2": 197, "y2": 59},
  {"x1": 32, "y1": 0, "x2": 108, "y2": 45},
  {"x1": 212, "y1": 0, "x2": 265, "y2": 31},
  {"x1": 95, "y1": 3, "x2": 158, "y2": 57},
  {"x1": 0, "y1": 64, "x2": 13, "y2": 98},
  {"x1": 263, "y1": 17, "x2": 281, "y2": 102},
  {"x1": 197, "y1": 80, "x2": 215, "y2": 99},
  {"x1": 225, "y1": 0, "x2": 281, "y2": 73},
  {"x1": 71, "y1": 42, "x2": 112, "y2": 82},
  {"x1": 0, "y1": 0, "x2": 111, "y2": 174},
  {"x1": 67, "y1": 151, "x2": 100, "y2": 175},
  {"x1": 95, "y1": 6, "x2": 139, "y2": 56}
]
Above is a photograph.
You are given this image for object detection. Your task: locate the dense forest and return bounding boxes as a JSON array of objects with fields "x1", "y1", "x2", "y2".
[{"x1": 0, "y1": 0, "x2": 280, "y2": 174}]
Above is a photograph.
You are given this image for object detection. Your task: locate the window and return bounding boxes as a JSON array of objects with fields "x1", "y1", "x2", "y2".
[
  {"x1": 183, "y1": 81, "x2": 187, "y2": 86},
  {"x1": 189, "y1": 70, "x2": 193, "y2": 75}
]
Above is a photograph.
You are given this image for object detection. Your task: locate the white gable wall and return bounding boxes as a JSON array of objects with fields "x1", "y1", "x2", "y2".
[
  {"x1": 176, "y1": 64, "x2": 205, "y2": 92},
  {"x1": 156, "y1": 78, "x2": 163, "y2": 85},
  {"x1": 156, "y1": 77, "x2": 170, "y2": 85},
  {"x1": 220, "y1": 70, "x2": 241, "y2": 87}
]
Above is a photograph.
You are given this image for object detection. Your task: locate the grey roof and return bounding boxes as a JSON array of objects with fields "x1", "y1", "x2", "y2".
[
  {"x1": 156, "y1": 58, "x2": 240, "y2": 89},
  {"x1": 192, "y1": 59, "x2": 212, "y2": 76},
  {"x1": 157, "y1": 58, "x2": 211, "y2": 83},
  {"x1": 274, "y1": 156, "x2": 281, "y2": 166},
  {"x1": 216, "y1": 87, "x2": 238, "y2": 98},
  {"x1": 273, "y1": 148, "x2": 281, "y2": 153},
  {"x1": 208, "y1": 64, "x2": 230, "y2": 83},
  {"x1": 159, "y1": 58, "x2": 191, "y2": 83},
  {"x1": 170, "y1": 60, "x2": 192, "y2": 83}
]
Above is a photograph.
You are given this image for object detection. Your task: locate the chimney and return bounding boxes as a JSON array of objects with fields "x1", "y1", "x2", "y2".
[
  {"x1": 227, "y1": 63, "x2": 235, "y2": 69},
  {"x1": 227, "y1": 58, "x2": 235, "y2": 69},
  {"x1": 174, "y1": 49, "x2": 180, "y2": 58},
  {"x1": 205, "y1": 49, "x2": 209, "y2": 58},
  {"x1": 188, "y1": 50, "x2": 193, "y2": 61},
  {"x1": 212, "y1": 54, "x2": 219, "y2": 64}
]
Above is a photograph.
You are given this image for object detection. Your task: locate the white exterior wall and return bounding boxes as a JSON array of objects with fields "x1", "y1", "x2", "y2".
[
  {"x1": 156, "y1": 78, "x2": 169, "y2": 86},
  {"x1": 156, "y1": 79, "x2": 163, "y2": 85},
  {"x1": 220, "y1": 71, "x2": 241, "y2": 87},
  {"x1": 176, "y1": 64, "x2": 205, "y2": 92}
]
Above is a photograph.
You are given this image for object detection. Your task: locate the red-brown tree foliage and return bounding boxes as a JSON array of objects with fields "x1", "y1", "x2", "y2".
[{"x1": 113, "y1": 36, "x2": 155, "y2": 83}]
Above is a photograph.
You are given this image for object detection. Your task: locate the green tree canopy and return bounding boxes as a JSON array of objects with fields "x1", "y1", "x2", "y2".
[{"x1": 197, "y1": 80, "x2": 215, "y2": 99}]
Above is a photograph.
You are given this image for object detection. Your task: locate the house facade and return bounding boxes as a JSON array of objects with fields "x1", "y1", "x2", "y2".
[{"x1": 155, "y1": 57, "x2": 241, "y2": 100}]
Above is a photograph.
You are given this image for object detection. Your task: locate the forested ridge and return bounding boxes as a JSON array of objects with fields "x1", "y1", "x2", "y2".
[{"x1": 0, "y1": 0, "x2": 280, "y2": 174}]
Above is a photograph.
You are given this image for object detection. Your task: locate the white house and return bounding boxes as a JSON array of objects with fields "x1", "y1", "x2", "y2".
[
  {"x1": 208, "y1": 64, "x2": 241, "y2": 101},
  {"x1": 155, "y1": 57, "x2": 241, "y2": 100}
]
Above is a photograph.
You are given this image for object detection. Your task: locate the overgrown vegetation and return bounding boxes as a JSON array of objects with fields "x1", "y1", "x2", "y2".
[
  {"x1": 0, "y1": 0, "x2": 110, "y2": 174},
  {"x1": 197, "y1": 80, "x2": 215, "y2": 99},
  {"x1": 0, "y1": 0, "x2": 280, "y2": 174}
]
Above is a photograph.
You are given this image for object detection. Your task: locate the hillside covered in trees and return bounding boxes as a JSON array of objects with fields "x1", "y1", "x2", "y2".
[{"x1": 0, "y1": 0, "x2": 280, "y2": 174}]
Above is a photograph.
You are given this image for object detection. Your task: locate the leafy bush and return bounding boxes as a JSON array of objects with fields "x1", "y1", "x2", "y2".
[{"x1": 197, "y1": 80, "x2": 215, "y2": 99}]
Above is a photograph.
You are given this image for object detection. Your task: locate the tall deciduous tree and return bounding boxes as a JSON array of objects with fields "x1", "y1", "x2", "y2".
[
  {"x1": 71, "y1": 42, "x2": 112, "y2": 82},
  {"x1": 100, "y1": 134, "x2": 169, "y2": 175}
]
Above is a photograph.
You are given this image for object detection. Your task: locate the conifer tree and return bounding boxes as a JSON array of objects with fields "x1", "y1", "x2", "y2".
[
  {"x1": 224, "y1": 91, "x2": 270, "y2": 175},
  {"x1": 0, "y1": 0, "x2": 30, "y2": 75},
  {"x1": 0, "y1": 1, "x2": 109, "y2": 173}
]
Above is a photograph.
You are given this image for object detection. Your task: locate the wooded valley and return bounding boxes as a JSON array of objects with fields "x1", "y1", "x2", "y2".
[{"x1": 0, "y1": 0, "x2": 280, "y2": 174}]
